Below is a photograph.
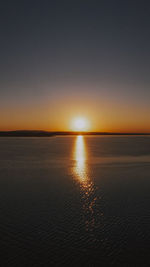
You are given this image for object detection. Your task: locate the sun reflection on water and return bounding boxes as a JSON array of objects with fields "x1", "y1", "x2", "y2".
[
  {"x1": 74, "y1": 135, "x2": 87, "y2": 182},
  {"x1": 73, "y1": 135, "x2": 97, "y2": 232}
]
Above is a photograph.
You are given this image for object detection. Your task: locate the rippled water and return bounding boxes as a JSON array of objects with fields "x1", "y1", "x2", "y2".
[{"x1": 0, "y1": 136, "x2": 150, "y2": 266}]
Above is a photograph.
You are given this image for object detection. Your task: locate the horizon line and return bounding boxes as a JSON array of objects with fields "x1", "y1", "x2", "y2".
[{"x1": 0, "y1": 130, "x2": 149, "y2": 136}]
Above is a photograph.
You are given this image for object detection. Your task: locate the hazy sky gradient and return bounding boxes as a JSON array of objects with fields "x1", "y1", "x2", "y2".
[{"x1": 0, "y1": 0, "x2": 150, "y2": 132}]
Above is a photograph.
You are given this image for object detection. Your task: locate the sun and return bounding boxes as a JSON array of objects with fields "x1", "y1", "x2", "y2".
[{"x1": 71, "y1": 117, "x2": 90, "y2": 131}]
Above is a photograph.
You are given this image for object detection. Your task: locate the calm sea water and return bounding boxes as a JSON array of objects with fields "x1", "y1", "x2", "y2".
[{"x1": 0, "y1": 136, "x2": 150, "y2": 266}]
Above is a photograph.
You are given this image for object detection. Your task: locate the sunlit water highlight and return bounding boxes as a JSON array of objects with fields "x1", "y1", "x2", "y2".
[
  {"x1": 74, "y1": 135, "x2": 87, "y2": 182},
  {"x1": 73, "y1": 135, "x2": 98, "y2": 232}
]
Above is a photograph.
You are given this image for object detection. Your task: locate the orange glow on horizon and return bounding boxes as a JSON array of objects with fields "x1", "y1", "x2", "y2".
[{"x1": 0, "y1": 95, "x2": 150, "y2": 133}]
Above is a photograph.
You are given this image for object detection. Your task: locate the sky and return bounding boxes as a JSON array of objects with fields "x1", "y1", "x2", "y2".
[{"x1": 0, "y1": 0, "x2": 150, "y2": 132}]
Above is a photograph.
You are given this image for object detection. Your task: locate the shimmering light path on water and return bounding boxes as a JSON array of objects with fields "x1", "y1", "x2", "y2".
[{"x1": 73, "y1": 135, "x2": 101, "y2": 233}]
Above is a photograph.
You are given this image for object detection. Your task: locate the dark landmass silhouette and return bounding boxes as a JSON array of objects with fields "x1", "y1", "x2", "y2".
[{"x1": 0, "y1": 130, "x2": 149, "y2": 137}]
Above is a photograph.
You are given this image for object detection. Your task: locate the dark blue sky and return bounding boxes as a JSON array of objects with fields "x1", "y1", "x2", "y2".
[{"x1": 0, "y1": 0, "x2": 150, "y2": 131}]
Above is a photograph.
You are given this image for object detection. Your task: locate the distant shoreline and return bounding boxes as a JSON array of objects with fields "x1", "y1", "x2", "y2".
[{"x1": 0, "y1": 131, "x2": 149, "y2": 137}]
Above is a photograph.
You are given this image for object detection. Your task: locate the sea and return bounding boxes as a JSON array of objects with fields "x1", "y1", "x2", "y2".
[{"x1": 0, "y1": 136, "x2": 150, "y2": 266}]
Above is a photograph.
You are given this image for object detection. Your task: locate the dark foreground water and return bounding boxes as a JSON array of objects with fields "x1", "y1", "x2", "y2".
[{"x1": 0, "y1": 136, "x2": 150, "y2": 266}]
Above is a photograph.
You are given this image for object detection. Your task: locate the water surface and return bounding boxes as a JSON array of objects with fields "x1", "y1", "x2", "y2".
[{"x1": 0, "y1": 136, "x2": 150, "y2": 266}]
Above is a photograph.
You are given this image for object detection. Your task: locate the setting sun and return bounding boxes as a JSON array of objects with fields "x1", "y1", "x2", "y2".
[{"x1": 71, "y1": 117, "x2": 90, "y2": 131}]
